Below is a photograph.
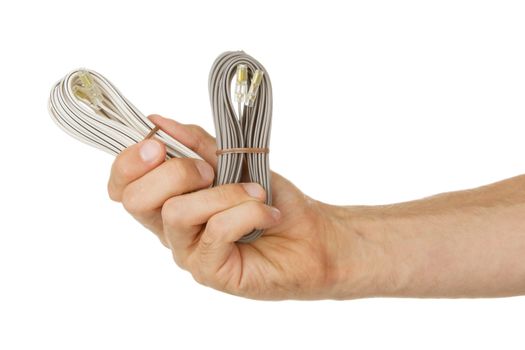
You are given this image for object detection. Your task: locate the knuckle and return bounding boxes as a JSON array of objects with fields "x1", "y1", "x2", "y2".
[
  {"x1": 232, "y1": 183, "x2": 250, "y2": 198},
  {"x1": 214, "y1": 184, "x2": 245, "y2": 203},
  {"x1": 161, "y1": 197, "x2": 184, "y2": 227},
  {"x1": 213, "y1": 185, "x2": 234, "y2": 202},
  {"x1": 188, "y1": 257, "x2": 214, "y2": 287},
  {"x1": 185, "y1": 124, "x2": 209, "y2": 151},
  {"x1": 170, "y1": 249, "x2": 187, "y2": 270},
  {"x1": 187, "y1": 124, "x2": 206, "y2": 135},
  {"x1": 204, "y1": 215, "x2": 227, "y2": 241},
  {"x1": 166, "y1": 159, "x2": 192, "y2": 183},
  {"x1": 114, "y1": 159, "x2": 134, "y2": 182},
  {"x1": 121, "y1": 186, "x2": 141, "y2": 214},
  {"x1": 249, "y1": 200, "x2": 271, "y2": 218},
  {"x1": 191, "y1": 268, "x2": 208, "y2": 286},
  {"x1": 234, "y1": 183, "x2": 255, "y2": 199}
]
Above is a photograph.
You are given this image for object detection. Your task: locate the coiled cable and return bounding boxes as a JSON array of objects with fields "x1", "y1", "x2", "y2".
[
  {"x1": 48, "y1": 69, "x2": 201, "y2": 159},
  {"x1": 48, "y1": 51, "x2": 272, "y2": 243},
  {"x1": 209, "y1": 51, "x2": 273, "y2": 242}
]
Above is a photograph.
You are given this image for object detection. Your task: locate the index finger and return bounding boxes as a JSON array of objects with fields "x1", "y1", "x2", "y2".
[{"x1": 148, "y1": 115, "x2": 218, "y2": 168}]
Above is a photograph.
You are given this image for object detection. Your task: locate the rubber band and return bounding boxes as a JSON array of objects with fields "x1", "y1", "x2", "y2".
[
  {"x1": 216, "y1": 147, "x2": 269, "y2": 156},
  {"x1": 144, "y1": 125, "x2": 160, "y2": 140}
]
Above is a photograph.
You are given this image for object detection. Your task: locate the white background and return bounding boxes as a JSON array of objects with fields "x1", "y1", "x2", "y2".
[{"x1": 1, "y1": 0, "x2": 524, "y2": 349}]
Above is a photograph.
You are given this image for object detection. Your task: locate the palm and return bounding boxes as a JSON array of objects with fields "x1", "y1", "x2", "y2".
[{"x1": 212, "y1": 171, "x2": 332, "y2": 300}]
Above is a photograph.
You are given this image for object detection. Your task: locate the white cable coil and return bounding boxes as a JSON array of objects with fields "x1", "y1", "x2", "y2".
[
  {"x1": 48, "y1": 51, "x2": 273, "y2": 243},
  {"x1": 48, "y1": 69, "x2": 201, "y2": 159}
]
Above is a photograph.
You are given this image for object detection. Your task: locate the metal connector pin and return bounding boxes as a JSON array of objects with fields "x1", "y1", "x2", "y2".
[
  {"x1": 73, "y1": 70, "x2": 103, "y2": 107},
  {"x1": 245, "y1": 69, "x2": 264, "y2": 107},
  {"x1": 234, "y1": 64, "x2": 248, "y2": 104}
]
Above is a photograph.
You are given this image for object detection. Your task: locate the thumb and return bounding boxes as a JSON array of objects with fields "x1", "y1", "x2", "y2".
[
  {"x1": 108, "y1": 138, "x2": 166, "y2": 202},
  {"x1": 148, "y1": 114, "x2": 218, "y2": 168}
]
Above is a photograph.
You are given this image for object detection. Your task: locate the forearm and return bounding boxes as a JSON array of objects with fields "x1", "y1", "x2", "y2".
[{"x1": 334, "y1": 174, "x2": 525, "y2": 298}]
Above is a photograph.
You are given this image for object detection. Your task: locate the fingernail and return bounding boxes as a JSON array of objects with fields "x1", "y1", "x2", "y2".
[
  {"x1": 139, "y1": 140, "x2": 161, "y2": 163},
  {"x1": 196, "y1": 161, "x2": 214, "y2": 182},
  {"x1": 270, "y1": 207, "x2": 281, "y2": 221},
  {"x1": 242, "y1": 183, "x2": 265, "y2": 199}
]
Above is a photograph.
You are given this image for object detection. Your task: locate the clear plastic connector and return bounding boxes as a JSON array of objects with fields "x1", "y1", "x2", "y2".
[
  {"x1": 234, "y1": 64, "x2": 248, "y2": 104},
  {"x1": 73, "y1": 70, "x2": 103, "y2": 107},
  {"x1": 245, "y1": 69, "x2": 264, "y2": 107}
]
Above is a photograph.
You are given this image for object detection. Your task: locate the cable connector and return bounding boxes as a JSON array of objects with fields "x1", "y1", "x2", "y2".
[
  {"x1": 73, "y1": 70, "x2": 103, "y2": 107},
  {"x1": 234, "y1": 64, "x2": 248, "y2": 104},
  {"x1": 245, "y1": 69, "x2": 264, "y2": 107}
]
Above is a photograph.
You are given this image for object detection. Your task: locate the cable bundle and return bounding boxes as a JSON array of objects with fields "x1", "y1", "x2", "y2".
[
  {"x1": 48, "y1": 69, "x2": 201, "y2": 159},
  {"x1": 209, "y1": 52, "x2": 273, "y2": 242},
  {"x1": 48, "y1": 51, "x2": 273, "y2": 243}
]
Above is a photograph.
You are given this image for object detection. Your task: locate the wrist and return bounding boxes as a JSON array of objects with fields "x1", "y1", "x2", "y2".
[{"x1": 319, "y1": 203, "x2": 399, "y2": 299}]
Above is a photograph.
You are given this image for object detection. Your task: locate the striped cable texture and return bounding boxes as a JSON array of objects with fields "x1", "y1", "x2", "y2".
[
  {"x1": 209, "y1": 51, "x2": 273, "y2": 242},
  {"x1": 48, "y1": 51, "x2": 272, "y2": 243}
]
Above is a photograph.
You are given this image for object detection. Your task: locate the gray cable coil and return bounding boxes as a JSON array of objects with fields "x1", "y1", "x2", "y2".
[
  {"x1": 209, "y1": 51, "x2": 273, "y2": 242},
  {"x1": 48, "y1": 51, "x2": 272, "y2": 243}
]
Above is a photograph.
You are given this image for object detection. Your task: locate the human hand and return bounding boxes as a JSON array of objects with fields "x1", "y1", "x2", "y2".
[{"x1": 107, "y1": 115, "x2": 384, "y2": 300}]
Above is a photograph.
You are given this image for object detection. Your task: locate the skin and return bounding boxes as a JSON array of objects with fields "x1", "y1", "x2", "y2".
[{"x1": 107, "y1": 114, "x2": 525, "y2": 300}]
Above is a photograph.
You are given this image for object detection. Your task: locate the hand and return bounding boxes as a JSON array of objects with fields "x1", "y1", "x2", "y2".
[{"x1": 107, "y1": 115, "x2": 384, "y2": 300}]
